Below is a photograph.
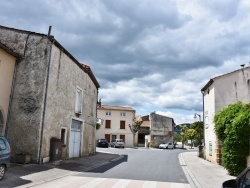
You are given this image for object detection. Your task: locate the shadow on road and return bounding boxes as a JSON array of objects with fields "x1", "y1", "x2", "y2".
[{"x1": 87, "y1": 155, "x2": 128, "y2": 173}]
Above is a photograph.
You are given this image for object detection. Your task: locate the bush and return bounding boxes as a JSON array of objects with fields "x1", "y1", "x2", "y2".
[{"x1": 214, "y1": 102, "x2": 250, "y2": 176}]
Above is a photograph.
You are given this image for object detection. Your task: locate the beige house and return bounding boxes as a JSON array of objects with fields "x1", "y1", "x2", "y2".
[
  {"x1": 0, "y1": 25, "x2": 100, "y2": 163},
  {"x1": 0, "y1": 43, "x2": 21, "y2": 136},
  {"x1": 96, "y1": 102, "x2": 136, "y2": 147},
  {"x1": 201, "y1": 66, "x2": 250, "y2": 164}
]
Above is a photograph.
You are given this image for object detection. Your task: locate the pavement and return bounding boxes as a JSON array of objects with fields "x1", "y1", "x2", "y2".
[
  {"x1": 3, "y1": 148, "x2": 236, "y2": 188},
  {"x1": 179, "y1": 150, "x2": 236, "y2": 188}
]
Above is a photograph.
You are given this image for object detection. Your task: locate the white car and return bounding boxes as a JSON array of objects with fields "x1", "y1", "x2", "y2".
[
  {"x1": 110, "y1": 139, "x2": 125, "y2": 148},
  {"x1": 159, "y1": 142, "x2": 174, "y2": 149}
]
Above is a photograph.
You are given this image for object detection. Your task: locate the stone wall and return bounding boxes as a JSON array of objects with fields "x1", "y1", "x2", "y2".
[{"x1": 0, "y1": 26, "x2": 51, "y2": 162}]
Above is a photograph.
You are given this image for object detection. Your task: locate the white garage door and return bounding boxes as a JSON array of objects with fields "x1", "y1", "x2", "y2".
[{"x1": 70, "y1": 120, "x2": 82, "y2": 158}]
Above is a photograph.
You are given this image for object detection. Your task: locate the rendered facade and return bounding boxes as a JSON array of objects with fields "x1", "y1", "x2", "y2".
[{"x1": 0, "y1": 25, "x2": 100, "y2": 163}]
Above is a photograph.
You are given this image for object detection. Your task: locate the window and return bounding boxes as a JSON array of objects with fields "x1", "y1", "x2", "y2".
[
  {"x1": 61, "y1": 128, "x2": 67, "y2": 144},
  {"x1": 120, "y1": 135, "x2": 125, "y2": 142},
  {"x1": 121, "y1": 112, "x2": 126, "y2": 117},
  {"x1": 120, "y1": 121, "x2": 125, "y2": 129},
  {"x1": 105, "y1": 120, "x2": 111, "y2": 129},
  {"x1": 106, "y1": 111, "x2": 111, "y2": 116},
  {"x1": 75, "y1": 87, "x2": 83, "y2": 114}
]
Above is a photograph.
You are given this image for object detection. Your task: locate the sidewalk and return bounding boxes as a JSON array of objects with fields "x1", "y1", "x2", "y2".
[{"x1": 179, "y1": 151, "x2": 236, "y2": 188}]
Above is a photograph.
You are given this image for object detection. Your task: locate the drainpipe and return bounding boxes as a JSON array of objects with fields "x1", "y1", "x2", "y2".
[
  {"x1": 38, "y1": 31, "x2": 54, "y2": 164},
  {"x1": 201, "y1": 90, "x2": 205, "y2": 159}
]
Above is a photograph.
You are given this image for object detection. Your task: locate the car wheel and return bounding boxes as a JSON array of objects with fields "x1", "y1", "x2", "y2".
[
  {"x1": 166, "y1": 146, "x2": 168, "y2": 149},
  {"x1": 0, "y1": 165, "x2": 6, "y2": 181}
]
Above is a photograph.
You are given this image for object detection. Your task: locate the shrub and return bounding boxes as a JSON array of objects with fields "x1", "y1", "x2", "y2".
[{"x1": 214, "y1": 102, "x2": 250, "y2": 176}]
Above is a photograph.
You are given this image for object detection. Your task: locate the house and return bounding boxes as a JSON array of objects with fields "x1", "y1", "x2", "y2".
[
  {"x1": 142, "y1": 112, "x2": 175, "y2": 148},
  {"x1": 96, "y1": 101, "x2": 136, "y2": 147},
  {"x1": 201, "y1": 66, "x2": 250, "y2": 164},
  {"x1": 0, "y1": 25, "x2": 100, "y2": 163}
]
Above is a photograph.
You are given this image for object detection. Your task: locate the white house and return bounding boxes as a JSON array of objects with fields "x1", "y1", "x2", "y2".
[
  {"x1": 201, "y1": 66, "x2": 250, "y2": 164},
  {"x1": 96, "y1": 102, "x2": 136, "y2": 147}
]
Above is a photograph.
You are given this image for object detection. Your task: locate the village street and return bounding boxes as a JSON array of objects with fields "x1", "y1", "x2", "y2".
[{"x1": 1, "y1": 147, "x2": 235, "y2": 188}]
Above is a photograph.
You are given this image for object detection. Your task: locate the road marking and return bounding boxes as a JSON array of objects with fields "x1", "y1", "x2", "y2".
[{"x1": 19, "y1": 175, "x2": 191, "y2": 188}]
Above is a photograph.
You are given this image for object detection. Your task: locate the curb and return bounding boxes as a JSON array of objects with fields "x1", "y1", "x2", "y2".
[{"x1": 179, "y1": 153, "x2": 202, "y2": 188}]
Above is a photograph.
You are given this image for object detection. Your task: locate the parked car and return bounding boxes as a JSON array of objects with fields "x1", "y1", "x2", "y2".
[
  {"x1": 222, "y1": 166, "x2": 250, "y2": 188},
  {"x1": 159, "y1": 142, "x2": 174, "y2": 149},
  {"x1": 110, "y1": 139, "x2": 125, "y2": 148},
  {"x1": 96, "y1": 139, "x2": 109, "y2": 148},
  {"x1": 0, "y1": 136, "x2": 11, "y2": 181}
]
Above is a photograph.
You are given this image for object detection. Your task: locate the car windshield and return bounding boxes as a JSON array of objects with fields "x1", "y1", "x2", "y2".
[{"x1": 117, "y1": 139, "x2": 123, "y2": 142}]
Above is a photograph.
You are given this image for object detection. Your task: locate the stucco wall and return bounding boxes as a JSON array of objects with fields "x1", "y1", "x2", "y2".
[
  {"x1": 97, "y1": 108, "x2": 136, "y2": 147},
  {"x1": 203, "y1": 85, "x2": 217, "y2": 163},
  {"x1": 0, "y1": 49, "x2": 16, "y2": 136},
  {"x1": 204, "y1": 67, "x2": 250, "y2": 164},
  {"x1": 43, "y1": 45, "x2": 98, "y2": 159},
  {"x1": 0, "y1": 27, "x2": 50, "y2": 162}
]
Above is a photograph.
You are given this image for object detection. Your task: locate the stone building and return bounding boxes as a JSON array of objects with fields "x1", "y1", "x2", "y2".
[
  {"x1": 0, "y1": 25, "x2": 100, "y2": 163},
  {"x1": 141, "y1": 113, "x2": 175, "y2": 148}
]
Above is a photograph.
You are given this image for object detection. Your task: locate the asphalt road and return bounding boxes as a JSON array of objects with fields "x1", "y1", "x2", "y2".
[
  {"x1": 86, "y1": 147, "x2": 189, "y2": 183},
  {"x1": 0, "y1": 147, "x2": 189, "y2": 187}
]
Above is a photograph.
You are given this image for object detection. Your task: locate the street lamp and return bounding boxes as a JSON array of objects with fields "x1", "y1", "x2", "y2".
[{"x1": 194, "y1": 113, "x2": 201, "y2": 122}]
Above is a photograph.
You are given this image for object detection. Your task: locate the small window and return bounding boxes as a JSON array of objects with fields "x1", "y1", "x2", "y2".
[
  {"x1": 120, "y1": 121, "x2": 125, "y2": 129},
  {"x1": 106, "y1": 111, "x2": 111, "y2": 116},
  {"x1": 75, "y1": 87, "x2": 83, "y2": 114},
  {"x1": 61, "y1": 128, "x2": 67, "y2": 144},
  {"x1": 105, "y1": 120, "x2": 111, "y2": 129},
  {"x1": 121, "y1": 112, "x2": 126, "y2": 117}
]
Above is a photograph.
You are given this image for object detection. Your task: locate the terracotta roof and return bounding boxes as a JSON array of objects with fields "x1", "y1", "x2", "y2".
[
  {"x1": 81, "y1": 64, "x2": 100, "y2": 89},
  {"x1": 141, "y1": 121, "x2": 150, "y2": 127},
  {"x1": 201, "y1": 66, "x2": 250, "y2": 92},
  {"x1": 135, "y1": 115, "x2": 142, "y2": 121},
  {"x1": 98, "y1": 105, "x2": 135, "y2": 111}
]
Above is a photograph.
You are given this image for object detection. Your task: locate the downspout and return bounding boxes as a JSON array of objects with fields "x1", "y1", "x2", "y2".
[
  {"x1": 201, "y1": 90, "x2": 205, "y2": 159},
  {"x1": 38, "y1": 31, "x2": 54, "y2": 164}
]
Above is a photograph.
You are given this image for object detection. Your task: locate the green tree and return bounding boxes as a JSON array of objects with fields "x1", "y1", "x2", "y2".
[
  {"x1": 214, "y1": 102, "x2": 250, "y2": 175},
  {"x1": 174, "y1": 132, "x2": 182, "y2": 142},
  {"x1": 180, "y1": 125, "x2": 188, "y2": 148},
  {"x1": 191, "y1": 121, "x2": 204, "y2": 145},
  {"x1": 187, "y1": 129, "x2": 196, "y2": 149}
]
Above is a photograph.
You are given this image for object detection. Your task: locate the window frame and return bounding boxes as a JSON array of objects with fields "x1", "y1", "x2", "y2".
[
  {"x1": 120, "y1": 120, "x2": 125, "y2": 129},
  {"x1": 105, "y1": 120, "x2": 111, "y2": 129},
  {"x1": 75, "y1": 86, "x2": 83, "y2": 114},
  {"x1": 106, "y1": 111, "x2": 111, "y2": 116}
]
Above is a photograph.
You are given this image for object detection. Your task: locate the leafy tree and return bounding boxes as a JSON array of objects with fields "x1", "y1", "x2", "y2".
[
  {"x1": 191, "y1": 121, "x2": 204, "y2": 145},
  {"x1": 214, "y1": 102, "x2": 250, "y2": 175},
  {"x1": 174, "y1": 132, "x2": 182, "y2": 142},
  {"x1": 129, "y1": 120, "x2": 142, "y2": 148},
  {"x1": 187, "y1": 129, "x2": 196, "y2": 149},
  {"x1": 180, "y1": 125, "x2": 188, "y2": 148}
]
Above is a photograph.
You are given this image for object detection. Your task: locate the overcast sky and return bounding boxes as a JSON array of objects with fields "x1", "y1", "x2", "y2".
[{"x1": 1, "y1": 0, "x2": 250, "y2": 124}]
